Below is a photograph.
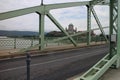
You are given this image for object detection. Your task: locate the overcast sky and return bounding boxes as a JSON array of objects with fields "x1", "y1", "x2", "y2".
[{"x1": 0, "y1": 0, "x2": 109, "y2": 34}]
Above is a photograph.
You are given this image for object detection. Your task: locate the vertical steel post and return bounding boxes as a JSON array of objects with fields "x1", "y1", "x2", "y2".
[
  {"x1": 109, "y1": 0, "x2": 118, "y2": 60},
  {"x1": 116, "y1": 0, "x2": 120, "y2": 68},
  {"x1": 87, "y1": 5, "x2": 91, "y2": 45},
  {"x1": 109, "y1": 0, "x2": 114, "y2": 59},
  {"x1": 39, "y1": 14, "x2": 45, "y2": 50},
  {"x1": 31, "y1": 38, "x2": 33, "y2": 47},
  {"x1": 109, "y1": 0, "x2": 119, "y2": 68},
  {"x1": 14, "y1": 38, "x2": 16, "y2": 49}
]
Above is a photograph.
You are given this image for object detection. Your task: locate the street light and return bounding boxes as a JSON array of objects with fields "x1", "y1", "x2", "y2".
[
  {"x1": 26, "y1": 52, "x2": 31, "y2": 80},
  {"x1": 41, "y1": 0, "x2": 43, "y2": 5}
]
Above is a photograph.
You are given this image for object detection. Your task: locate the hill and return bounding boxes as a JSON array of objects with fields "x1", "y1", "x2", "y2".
[{"x1": 0, "y1": 30, "x2": 39, "y2": 37}]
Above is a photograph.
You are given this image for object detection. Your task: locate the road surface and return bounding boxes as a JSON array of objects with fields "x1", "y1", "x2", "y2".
[{"x1": 0, "y1": 44, "x2": 109, "y2": 80}]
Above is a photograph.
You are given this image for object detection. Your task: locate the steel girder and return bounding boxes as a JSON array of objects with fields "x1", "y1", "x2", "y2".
[
  {"x1": 109, "y1": 0, "x2": 118, "y2": 60},
  {"x1": 0, "y1": 1, "x2": 90, "y2": 49},
  {"x1": 74, "y1": 54, "x2": 117, "y2": 80},
  {"x1": 1, "y1": 1, "x2": 119, "y2": 79},
  {"x1": 91, "y1": 0, "x2": 110, "y2": 5},
  {"x1": 39, "y1": 13, "x2": 45, "y2": 50},
  {"x1": 86, "y1": 5, "x2": 92, "y2": 45},
  {"x1": 20, "y1": 27, "x2": 108, "y2": 53},
  {"x1": 116, "y1": 0, "x2": 120, "y2": 68},
  {"x1": 91, "y1": 7, "x2": 108, "y2": 42},
  {"x1": 0, "y1": 0, "x2": 110, "y2": 53},
  {"x1": 74, "y1": 0, "x2": 120, "y2": 80},
  {"x1": 0, "y1": 6, "x2": 42, "y2": 20},
  {"x1": 46, "y1": 13, "x2": 77, "y2": 47},
  {"x1": 0, "y1": 1, "x2": 89, "y2": 20},
  {"x1": 91, "y1": 0, "x2": 105, "y2": 4}
]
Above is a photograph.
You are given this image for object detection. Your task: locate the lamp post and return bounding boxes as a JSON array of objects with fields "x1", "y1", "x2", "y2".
[
  {"x1": 26, "y1": 52, "x2": 31, "y2": 80},
  {"x1": 41, "y1": 0, "x2": 43, "y2": 5}
]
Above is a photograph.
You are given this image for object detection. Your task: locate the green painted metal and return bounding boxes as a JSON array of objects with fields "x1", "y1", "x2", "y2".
[
  {"x1": 0, "y1": 1, "x2": 109, "y2": 20},
  {"x1": 74, "y1": 54, "x2": 117, "y2": 80},
  {"x1": 109, "y1": 0, "x2": 118, "y2": 67},
  {"x1": 14, "y1": 38, "x2": 16, "y2": 49},
  {"x1": 86, "y1": 5, "x2": 91, "y2": 45},
  {"x1": 73, "y1": 0, "x2": 120, "y2": 80},
  {"x1": 112, "y1": 4, "x2": 118, "y2": 33},
  {"x1": 91, "y1": 7, "x2": 108, "y2": 42},
  {"x1": 91, "y1": 0, "x2": 109, "y2": 5},
  {"x1": 0, "y1": 6, "x2": 42, "y2": 20},
  {"x1": 0, "y1": 0, "x2": 120, "y2": 80},
  {"x1": 19, "y1": 27, "x2": 108, "y2": 53},
  {"x1": 46, "y1": 12, "x2": 77, "y2": 47},
  {"x1": 48, "y1": 27, "x2": 108, "y2": 43},
  {"x1": 45, "y1": 1, "x2": 89, "y2": 10},
  {"x1": 117, "y1": 0, "x2": 120, "y2": 47},
  {"x1": 109, "y1": 0, "x2": 115, "y2": 59},
  {"x1": 0, "y1": 1, "x2": 89, "y2": 20},
  {"x1": 39, "y1": 14, "x2": 45, "y2": 50},
  {"x1": 0, "y1": 1, "x2": 91, "y2": 48},
  {"x1": 91, "y1": 0, "x2": 104, "y2": 4},
  {"x1": 116, "y1": 0, "x2": 120, "y2": 68}
]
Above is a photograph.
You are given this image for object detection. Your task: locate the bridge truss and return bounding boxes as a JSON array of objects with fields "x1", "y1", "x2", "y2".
[{"x1": 0, "y1": 0, "x2": 120, "y2": 80}]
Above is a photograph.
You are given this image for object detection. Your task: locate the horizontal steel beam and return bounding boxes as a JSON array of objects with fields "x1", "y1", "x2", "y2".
[
  {"x1": 91, "y1": 0, "x2": 110, "y2": 5},
  {"x1": 0, "y1": 1, "x2": 90, "y2": 20},
  {"x1": 74, "y1": 54, "x2": 117, "y2": 80},
  {"x1": 45, "y1": 1, "x2": 89, "y2": 10},
  {"x1": 0, "y1": 6, "x2": 42, "y2": 20},
  {"x1": 0, "y1": 0, "x2": 110, "y2": 20},
  {"x1": 46, "y1": 12, "x2": 77, "y2": 46},
  {"x1": 19, "y1": 27, "x2": 108, "y2": 53}
]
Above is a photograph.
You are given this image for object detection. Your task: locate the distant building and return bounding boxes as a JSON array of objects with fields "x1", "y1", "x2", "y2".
[
  {"x1": 66, "y1": 23, "x2": 77, "y2": 34},
  {"x1": 46, "y1": 23, "x2": 96, "y2": 37}
]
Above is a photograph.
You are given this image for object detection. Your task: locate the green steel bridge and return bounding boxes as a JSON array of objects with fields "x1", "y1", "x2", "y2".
[{"x1": 0, "y1": 0, "x2": 120, "y2": 80}]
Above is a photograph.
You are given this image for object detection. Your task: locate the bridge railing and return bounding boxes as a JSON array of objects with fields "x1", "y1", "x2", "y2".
[
  {"x1": 0, "y1": 0, "x2": 109, "y2": 52},
  {"x1": 0, "y1": 35, "x2": 106, "y2": 50}
]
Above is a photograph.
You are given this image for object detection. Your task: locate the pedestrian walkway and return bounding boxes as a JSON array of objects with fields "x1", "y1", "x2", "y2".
[
  {"x1": 101, "y1": 68, "x2": 120, "y2": 80},
  {"x1": 68, "y1": 67, "x2": 120, "y2": 80}
]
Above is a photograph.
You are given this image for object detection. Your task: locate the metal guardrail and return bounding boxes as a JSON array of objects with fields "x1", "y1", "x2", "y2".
[
  {"x1": 0, "y1": 38, "x2": 37, "y2": 50},
  {"x1": 0, "y1": 36, "x2": 106, "y2": 50}
]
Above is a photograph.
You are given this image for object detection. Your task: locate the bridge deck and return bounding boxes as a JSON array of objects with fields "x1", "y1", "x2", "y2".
[{"x1": 0, "y1": 44, "x2": 108, "y2": 80}]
